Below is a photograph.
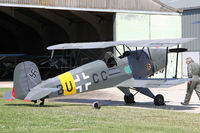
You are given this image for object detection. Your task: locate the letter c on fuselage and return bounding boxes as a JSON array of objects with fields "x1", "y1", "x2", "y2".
[
  {"x1": 93, "y1": 73, "x2": 99, "y2": 83},
  {"x1": 92, "y1": 71, "x2": 108, "y2": 83},
  {"x1": 101, "y1": 71, "x2": 107, "y2": 81}
]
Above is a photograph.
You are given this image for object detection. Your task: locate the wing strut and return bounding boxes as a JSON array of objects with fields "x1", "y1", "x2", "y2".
[
  {"x1": 174, "y1": 44, "x2": 179, "y2": 78},
  {"x1": 138, "y1": 47, "x2": 145, "y2": 59},
  {"x1": 114, "y1": 46, "x2": 122, "y2": 56},
  {"x1": 126, "y1": 45, "x2": 132, "y2": 51},
  {"x1": 164, "y1": 47, "x2": 168, "y2": 79},
  {"x1": 147, "y1": 48, "x2": 155, "y2": 74},
  {"x1": 136, "y1": 47, "x2": 138, "y2": 59},
  {"x1": 74, "y1": 49, "x2": 81, "y2": 68},
  {"x1": 50, "y1": 50, "x2": 54, "y2": 59},
  {"x1": 123, "y1": 45, "x2": 125, "y2": 53}
]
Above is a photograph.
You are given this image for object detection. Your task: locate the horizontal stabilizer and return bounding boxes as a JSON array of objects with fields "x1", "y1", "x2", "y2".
[
  {"x1": 24, "y1": 88, "x2": 59, "y2": 100},
  {"x1": 117, "y1": 78, "x2": 191, "y2": 88},
  {"x1": 3, "y1": 89, "x2": 16, "y2": 100}
]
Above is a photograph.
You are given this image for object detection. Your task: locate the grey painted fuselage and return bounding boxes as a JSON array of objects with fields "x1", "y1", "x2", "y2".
[{"x1": 33, "y1": 48, "x2": 166, "y2": 98}]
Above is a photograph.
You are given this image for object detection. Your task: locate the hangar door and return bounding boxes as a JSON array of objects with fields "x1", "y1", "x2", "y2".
[{"x1": 114, "y1": 12, "x2": 182, "y2": 78}]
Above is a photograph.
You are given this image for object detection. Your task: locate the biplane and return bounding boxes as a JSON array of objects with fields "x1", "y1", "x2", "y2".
[{"x1": 3, "y1": 38, "x2": 195, "y2": 106}]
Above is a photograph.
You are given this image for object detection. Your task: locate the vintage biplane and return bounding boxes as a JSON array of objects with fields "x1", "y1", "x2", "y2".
[{"x1": 3, "y1": 38, "x2": 195, "y2": 106}]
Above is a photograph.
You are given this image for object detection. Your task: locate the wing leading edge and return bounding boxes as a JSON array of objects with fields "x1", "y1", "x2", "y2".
[
  {"x1": 117, "y1": 78, "x2": 191, "y2": 88},
  {"x1": 47, "y1": 38, "x2": 196, "y2": 50}
]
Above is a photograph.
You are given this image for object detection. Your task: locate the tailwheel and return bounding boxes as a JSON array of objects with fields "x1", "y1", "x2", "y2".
[
  {"x1": 92, "y1": 101, "x2": 101, "y2": 109},
  {"x1": 40, "y1": 99, "x2": 45, "y2": 106},
  {"x1": 32, "y1": 100, "x2": 37, "y2": 104},
  {"x1": 154, "y1": 94, "x2": 165, "y2": 106},
  {"x1": 124, "y1": 93, "x2": 135, "y2": 104}
]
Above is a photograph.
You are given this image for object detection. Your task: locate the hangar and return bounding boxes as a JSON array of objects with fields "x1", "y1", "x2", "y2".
[{"x1": 0, "y1": 0, "x2": 182, "y2": 80}]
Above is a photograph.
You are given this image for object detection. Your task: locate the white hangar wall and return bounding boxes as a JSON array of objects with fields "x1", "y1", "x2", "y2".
[{"x1": 114, "y1": 12, "x2": 183, "y2": 78}]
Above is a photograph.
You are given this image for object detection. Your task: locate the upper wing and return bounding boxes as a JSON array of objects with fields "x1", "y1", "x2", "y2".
[
  {"x1": 117, "y1": 78, "x2": 191, "y2": 88},
  {"x1": 47, "y1": 38, "x2": 195, "y2": 50}
]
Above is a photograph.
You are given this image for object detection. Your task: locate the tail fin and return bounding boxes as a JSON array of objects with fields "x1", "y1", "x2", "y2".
[{"x1": 13, "y1": 61, "x2": 41, "y2": 100}]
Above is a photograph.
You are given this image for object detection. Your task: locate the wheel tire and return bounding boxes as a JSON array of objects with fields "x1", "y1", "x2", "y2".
[
  {"x1": 39, "y1": 99, "x2": 45, "y2": 106},
  {"x1": 154, "y1": 94, "x2": 165, "y2": 106},
  {"x1": 92, "y1": 101, "x2": 101, "y2": 109},
  {"x1": 124, "y1": 93, "x2": 135, "y2": 104}
]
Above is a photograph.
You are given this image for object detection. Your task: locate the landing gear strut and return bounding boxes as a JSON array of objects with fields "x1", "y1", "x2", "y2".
[
  {"x1": 40, "y1": 99, "x2": 45, "y2": 106},
  {"x1": 154, "y1": 94, "x2": 165, "y2": 106},
  {"x1": 124, "y1": 93, "x2": 135, "y2": 104},
  {"x1": 32, "y1": 100, "x2": 37, "y2": 104}
]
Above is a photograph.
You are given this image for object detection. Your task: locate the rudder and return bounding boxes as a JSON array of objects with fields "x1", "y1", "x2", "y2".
[{"x1": 14, "y1": 61, "x2": 41, "y2": 99}]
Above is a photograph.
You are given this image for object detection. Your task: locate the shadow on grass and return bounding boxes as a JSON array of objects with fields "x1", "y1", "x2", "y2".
[
  {"x1": 50, "y1": 98, "x2": 199, "y2": 111},
  {"x1": 4, "y1": 103, "x2": 88, "y2": 107},
  {"x1": 51, "y1": 98, "x2": 124, "y2": 105}
]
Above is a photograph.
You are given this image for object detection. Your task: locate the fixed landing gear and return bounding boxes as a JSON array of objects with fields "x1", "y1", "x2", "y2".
[
  {"x1": 124, "y1": 93, "x2": 135, "y2": 104},
  {"x1": 134, "y1": 87, "x2": 165, "y2": 106},
  {"x1": 119, "y1": 87, "x2": 165, "y2": 106},
  {"x1": 154, "y1": 94, "x2": 165, "y2": 106},
  {"x1": 32, "y1": 100, "x2": 37, "y2": 104},
  {"x1": 40, "y1": 99, "x2": 45, "y2": 106},
  {"x1": 31, "y1": 99, "x2": 45, "y2": 106}
]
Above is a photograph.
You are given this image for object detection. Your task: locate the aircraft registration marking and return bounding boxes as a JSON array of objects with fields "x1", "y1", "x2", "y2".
[{"x1": 57, "y1": 72, "x2": 76, "y2": 95}]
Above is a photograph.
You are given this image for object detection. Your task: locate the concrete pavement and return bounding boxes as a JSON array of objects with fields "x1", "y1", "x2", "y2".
[
  {"x1": 49, "y1": 83, "x2": 200, "y2": 113},
  {"x1": 1, "y1": 81, "x2": 200, "y2": 113}
]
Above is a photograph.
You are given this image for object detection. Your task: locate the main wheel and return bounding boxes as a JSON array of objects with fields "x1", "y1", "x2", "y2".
[
  {"x1": 124, "y1": 93, "x2": 135, "y2": 104},
  {"x1": 154, "y1": 94, "x2": 165, "y2": 106},
  {"x1": 32, "y1": 100, "x2": 37, "y2": 104}
]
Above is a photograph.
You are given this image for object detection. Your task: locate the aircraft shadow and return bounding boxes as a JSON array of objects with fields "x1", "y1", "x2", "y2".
[
  {"x1": 130, "y1": 101, "x2": 199, "y2": 111},
  {"x1": 4, "y1": 103, "x2": 87, "y2": 107},
  {"x1": 51, "y1": 99, "x2": 199, "y2": 111},
  {"x1": 51, "y1": 99, "x2": 125, "y2": 106}
]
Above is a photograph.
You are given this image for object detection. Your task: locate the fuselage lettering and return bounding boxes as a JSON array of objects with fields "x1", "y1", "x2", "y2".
[
  {"x1": 92, "y1": 71, "x2": 108, "y2": 83},
  {"x1": 101, "y1": 71, "x2": 107, "y2": 81},
  {"x1": 93, "y1": 73, "x2": 99, "y2": 83},
  {"x1": 65, "y1": 81, "x2": 73, "y2": 92},
  {"x1": 57, "y1": 84, "x2": 64, "y2": 95}
]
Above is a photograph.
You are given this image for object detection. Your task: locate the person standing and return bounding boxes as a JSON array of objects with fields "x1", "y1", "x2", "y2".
[{"x1": 181, "y1": 57, "x2": 200, "y2": 105}]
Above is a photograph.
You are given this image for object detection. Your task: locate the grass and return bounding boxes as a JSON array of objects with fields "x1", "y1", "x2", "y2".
[{"x1": 0, "y1": 88, "x2": 200, "y2": 133}]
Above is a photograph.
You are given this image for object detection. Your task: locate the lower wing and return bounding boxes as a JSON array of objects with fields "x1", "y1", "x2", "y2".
[{"x1": 117, "y1": 78, "x2": 191, "y2": 88}]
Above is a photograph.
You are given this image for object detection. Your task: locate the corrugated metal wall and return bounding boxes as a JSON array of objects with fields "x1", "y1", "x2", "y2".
[
  {"x1": 0, "y1": 0, "x2": 174, "y2": 12},
  {"x1": 182, "y1": 9, "x2": 200, "y2": 51}
]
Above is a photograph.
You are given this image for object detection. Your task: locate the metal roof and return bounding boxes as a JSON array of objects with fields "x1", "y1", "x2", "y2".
[
  {"x1": 160, "y1": 0, "x2": 200, "y2": 10},
  {"x1": 0, "y1": 0, "x2": 180, "y2": 13}
]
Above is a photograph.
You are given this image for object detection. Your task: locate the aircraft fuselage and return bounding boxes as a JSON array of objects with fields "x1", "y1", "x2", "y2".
[{"x1": 33, "y1": 48, "x2": 166, "y2": 99}]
